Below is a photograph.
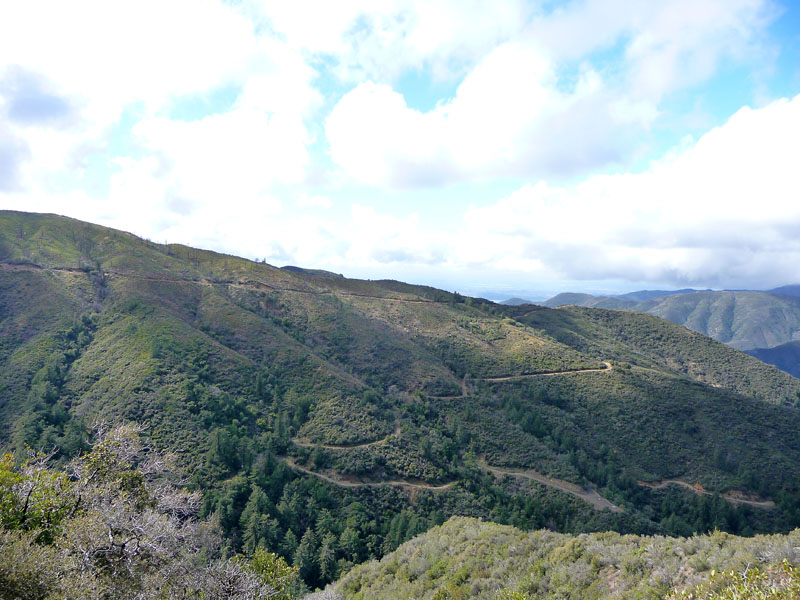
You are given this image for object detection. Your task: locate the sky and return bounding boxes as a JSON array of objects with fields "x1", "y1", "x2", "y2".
[{"x1": 1, "y1": 0, "x2": 799, "y2": 300}]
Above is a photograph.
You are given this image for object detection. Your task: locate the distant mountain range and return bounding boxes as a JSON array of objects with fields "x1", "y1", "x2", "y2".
[
  {"x1": 499, "y1": 296, "x2": 535, "y2": 306},
  {"x1": 543, "y1": 285, "x2": 800, "y2": 310},
  {"x1": 747, "y1": 341, "x2": 800, "y2": 378}
]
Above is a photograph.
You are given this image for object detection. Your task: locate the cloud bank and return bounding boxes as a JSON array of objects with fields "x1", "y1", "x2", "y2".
[
  {"x1": 456, "y1": 93, "x2": 800, "y2": 288},
  {"x1": 293, "y1": 94, "x2": 800, "y2": 290}
]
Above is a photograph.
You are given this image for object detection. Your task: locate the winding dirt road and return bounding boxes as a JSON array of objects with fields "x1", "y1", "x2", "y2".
[
  {"x1": 484, "y1": 361, "x2": 613, "y2": 382},
  {"x1": 480, "y1": 461, "x2": 623, "y2": 512},
  {"x1": 638, "y1": 479, "x2": 775, "y2": 508},
  {"x1": 429, "y1": 362, "x2": 613, "y2": 399},
  {"x1": 282, "y1": 454, "x2": 625, "y2": 511},
  {"x1": 281, "y1": 456, "x2": 456, "y2": 491},
  {"x1": 292, "y1": 424, "x2": 401, "y2": 450}
]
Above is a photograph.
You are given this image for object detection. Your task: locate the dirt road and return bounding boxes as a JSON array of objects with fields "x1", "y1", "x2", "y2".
[
  {"x1": 483, "y1": 361, "x2": 613, "y2": 382},
  {"x1": 638, "y1": 479, "x2": 775, "y2": 508},
  {"x1": 281, "y1": 456, "x2": 456, "y2": 491},
  {"x1": 292, "y1": 424, "x2": 401, "y2": 450},
  {"x1": 480, "y1": 461, "x2": 623, "y2": 512}
]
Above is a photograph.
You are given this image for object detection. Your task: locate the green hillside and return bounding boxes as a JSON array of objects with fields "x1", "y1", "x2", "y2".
[
  {"x1": 3, "y1": 210, "x2": 800, "y2": 590},
  {"x1": 331, "y1": 516, "x2": 800, "y2": 599},
  {"x1": 544, "y1": 290, "x2": 800, "y2": 351}
]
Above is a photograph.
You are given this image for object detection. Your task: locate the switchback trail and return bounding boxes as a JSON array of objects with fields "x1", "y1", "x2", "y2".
[
  {"x1": 280, "y1": 456, "x2": 456, "y2": 491},
  {"x1": 430, "y1": 361, "x2": 614, "y2": 399},
  {"x1": 292, "y1": 424, "x2": 401, "y2": 450},
  {"x1": 484, "y1": 361, "x2": 613, "y2": 382},
  {"x1": 638, "y1": 479, "x2": 776, "y2": 508},
  {"x1": 290, "y1": 427, "x2": 624, "y2": 512},
  {"x1": 480, "y1": 461, "x2": 623, "y2": 513},
  {"x1": 429, "y1": 375, "x2": 470, "y2": 400}
]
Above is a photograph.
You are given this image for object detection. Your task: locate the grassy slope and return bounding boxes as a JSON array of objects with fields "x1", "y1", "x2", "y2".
[
  {"x1": 543, "y1": 292, "x2": 635, "y2": 310},
  {"x1": 4, "y1": 211, "x2": 800, "y2": 572},
  {"x1": 333, "y1": 516, "x2": 800, "y2": 600},
  {"x1": 530, "y1": 306, "x2": 800, "y2": 404}
]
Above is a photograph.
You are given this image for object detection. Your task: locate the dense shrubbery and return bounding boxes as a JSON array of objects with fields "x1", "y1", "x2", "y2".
[
  {"x1": 0, "y1": 424, "x2": 300, "y2": 599},
  {"x1": 533, "y1": 306, "x2": 800, "y2": 406},
  {"x1": 297, "y1": 395, "x2": 393, "y2": 445},
  {"x1": 334, "y1": 516, "x2": 800, "y2": 600},
  {"x1": 669, "y1": 561, "x2": 800, "y2": 599}
]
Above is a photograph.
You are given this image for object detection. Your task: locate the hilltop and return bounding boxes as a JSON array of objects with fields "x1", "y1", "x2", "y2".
[
  {"x1": 3, "y1": 210, "x2": 800, "y2": 589},
  {"x1": 330, "y1": 516, "x2": 800, "y2": 599}
]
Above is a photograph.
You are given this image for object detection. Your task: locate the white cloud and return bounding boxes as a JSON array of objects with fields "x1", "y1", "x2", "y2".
[
  {"x1": 132, "y1": 107, "x2": 310, "y2": 203},
  {"x1": 622, "y1": 0, "x2": 775, "y2": 102},
  {"x1": 1, "y1": 0, "x2": 779, "y2": 199},
  {"x1": 454, "y1": 93, "x2": 800, "y2": 287},
  {"x1": 324, "y1": 0, "x2": 777, "y2": 188},
  {"x1": 296, "y1": 193, "x2": 333, "y2": 208},
  {"x1": 326, "y1": 42, "x2": 641, "y2": 186},
  {"x1": 237, "y1": 92, "x2": 800, "y2": 289},
  {"x1": 0, "y1": 0, "x2": 319, "y2": 232},
  {"x1": 1, "y1": 0, "x2": 795, "y2": 293},
  {"x1": 529, "y1": 0, "x2": 772, "y2": 66},
  {"x1": 257, "y1": 0, "x2": 529, "y2": 82},
  {"x1": 0, "y1": 0, "x2": 260, "y2": 121},
  {"x1": 6, "y1": 93, "x2": 798, "y2": 291}
]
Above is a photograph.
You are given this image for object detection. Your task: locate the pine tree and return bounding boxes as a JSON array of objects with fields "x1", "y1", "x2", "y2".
[
  {"x1": 339, "y1": 526, "x2": 361, "y2": 563},
  {"x1": 317, "y1": 532, "x2": 337, "y2": 582},
  {"x1": 282, "y1": 529, "x2": 299, "y2": 559},
  {"x1": 294, "y1": 528, "x2": 318, "y2": 583},
  {"x1": 240, "y1": 486, "x2": 275, "y2": 553}
]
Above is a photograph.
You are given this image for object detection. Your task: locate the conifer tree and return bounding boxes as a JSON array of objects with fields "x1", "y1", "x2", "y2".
[{"x1": 294, "y1": 528, "x2": 318, "y2": 583}]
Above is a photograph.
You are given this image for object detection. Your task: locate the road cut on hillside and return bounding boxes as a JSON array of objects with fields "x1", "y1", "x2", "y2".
[
  {"x1": 483, "y1": 361, "x2": 613, "y2": 382},
  {"x1": 1, "y1": 262, "x2": 440, "y2": 304},
  {"x1": 479, "y1": 460, "x2": 623, "y2": 512},
  {"x1": 430, "y1": 361, "x2": 614, "y2": 399},
  {"x1": 292, "y1": 424, "x2": 401, "y2": 450},
  {"x1": 280, "y1": 456, "x2": 456, "y2": 492},
  {"x1": 638, "y1": 479, "x2": 776, "y2": 508}
]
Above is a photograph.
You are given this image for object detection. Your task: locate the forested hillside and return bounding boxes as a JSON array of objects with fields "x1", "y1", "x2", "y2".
[{"x1": 3, "y1": 211, "x2": 800, "y2": 591}]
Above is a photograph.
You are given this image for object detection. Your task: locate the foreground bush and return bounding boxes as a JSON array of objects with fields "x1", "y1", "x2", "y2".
[
  {"x1": 0, "y1": 424, "x2": 298, "y2": 600},
  {"x1": 333, "y1": 516, "x2": 800, "y2": 599},
  {"x1": 670, "y1": 560, "x2": 800, "y2": 599}
]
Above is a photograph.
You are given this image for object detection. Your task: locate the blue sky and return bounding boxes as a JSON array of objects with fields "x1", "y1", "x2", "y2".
[{"x1": 1, "y1": 0, "x2": 800, "y2": 300}]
